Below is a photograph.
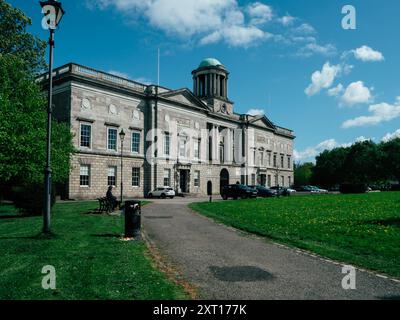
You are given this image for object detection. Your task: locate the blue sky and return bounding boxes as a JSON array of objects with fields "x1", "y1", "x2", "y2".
[{"x1": 10, "y1": 0, "x2": 400, "y2": 162}]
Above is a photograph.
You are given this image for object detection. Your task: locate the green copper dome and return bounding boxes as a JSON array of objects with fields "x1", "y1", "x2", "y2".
[{"x1": 199, "y1": 58, "x2": 223, "y2": 68}]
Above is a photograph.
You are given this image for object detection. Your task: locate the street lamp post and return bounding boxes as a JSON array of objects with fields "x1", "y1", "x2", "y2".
[
  {"x1": 40, "y1": 0, "x2": 65, "y2": 234},
  {"x1": 119, "y1": 129, "x2": 126, "y2": 206}
]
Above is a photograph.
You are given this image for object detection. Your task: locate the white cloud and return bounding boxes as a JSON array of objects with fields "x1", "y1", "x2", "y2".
[
  {"x1": 279, "y1": 14, "x2": 296, "y2": 26},
  {"x1": 247, "y1": 108, "x2": 265, "y2": 116},
  {"x1": 296, "y1": 42, "x2": 336, "y2": 58},
  {"x1": 89, "y1": 0, "x2": 326, "y2": 51},
  {"x1": 340, "y1": 81, "x2": 373, "y2": 106},
  {"x1": 328, "y1": 83, "x2": 344, "y2": 97},
  {"x1": 382, "y1": 129, "x2": 400, "y2": 142},
  {"x1": 247, "y1": 2, "x2": 273, "y2": 25},
  {"x1": 353, "y1": 45, "x2": 384, "y2": 62},
  {"x1": 200, "y1": 25, "x2": 269, "y2": 47},
  {"x1": 342, "y1": 98, "x2": 400, "y2": 128},
  {"x1": 294, "y1": 139, "x2": 338, "y2": 161},
  {"x1": 305, "y1": 62, "x2": 342, "y2": 96},
  {"x1": 293, "y1": 23, "x2": 316, "y2": 35}
]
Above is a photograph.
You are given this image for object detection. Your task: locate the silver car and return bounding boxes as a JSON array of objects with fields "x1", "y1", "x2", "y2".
[{"x1": 148, "y1": 187, "x2": 175, "y2": 199}]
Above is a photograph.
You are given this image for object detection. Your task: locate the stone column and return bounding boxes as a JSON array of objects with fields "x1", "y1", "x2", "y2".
[
  {"x1": 216, "y1": 74, "x2": 220, "y2": 97},
  {"x1": 205, "y1": 74, "x2": 208, "y2": 97},
  {"x1": 224, "y1": 128, "x2": 232, "y2": 163}
]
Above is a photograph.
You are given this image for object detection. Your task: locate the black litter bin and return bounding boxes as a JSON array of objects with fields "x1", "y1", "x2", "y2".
[{"x1": 124, "y1": 200, "x2": 141, "y2": 238}]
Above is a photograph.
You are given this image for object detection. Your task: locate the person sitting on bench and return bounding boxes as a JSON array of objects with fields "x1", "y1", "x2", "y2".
[{"x1": 106, "y1": 186, "x2": 119, "y2": 210}]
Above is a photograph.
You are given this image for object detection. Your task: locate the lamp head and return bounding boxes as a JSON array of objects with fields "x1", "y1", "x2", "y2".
[{"x1": 40, "y1": 0, "x2": 65, "y2": 30}]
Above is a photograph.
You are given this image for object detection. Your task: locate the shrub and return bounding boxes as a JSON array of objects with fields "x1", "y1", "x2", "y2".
[
  {"x1": 12, "y1": 184, "x2": 56, "y2": 216},
  {"x1": 340, "y1": 183, "x2": 368, "y2": 194}
]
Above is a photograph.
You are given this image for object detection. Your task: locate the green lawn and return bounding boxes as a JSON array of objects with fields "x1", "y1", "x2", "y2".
[
  {"x1": 190, "y1": 192, "x2": 400, "y2": 278},
  {"x1": 0, "y1": 201, "x2": 188, "y2": 300}
]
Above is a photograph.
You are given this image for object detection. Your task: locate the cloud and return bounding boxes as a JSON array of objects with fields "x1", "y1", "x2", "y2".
[
  {"x1": 340, "y1": 81, "x2": 373, "y2": 106},
  {"x1": 296, "y1": 42, "x2": 336, "y2": 58},
  {"x1": 305, "y1": 62, "x2": 342, "y2": 96},
  {"x1": 327, "y1": 83, "x2": 344, "y2": 97},
  {"x1": 292, "y1": 23, "x2": 316, "y2": 35},
  {"x1": 352, "y1": 45, "x2": 384, "y2": 62},
  {"x1": 342, "y1": 98, "x2": 400, "y2": 128},
  {"x1": 247, "y1": 108, "x2": 265, "y2": 116},
  {"x1": 200, "y1": 25, "x2": 269, "y2": 47},
  {"x1": 294, "y1": 139, "x2": 338, "y2": 161},
  {"x1": 247, "y1": 2, "x2": 273, "y2": 25},
  {"x1": 279, "y1": 14, "x2": 296, "y2": 26},
  {"x1": 89, "y1": 0, "x2": 328, "y2": 52},
  {"x1": 382, "y1": 129, "x2": 400, "y2": 142}
]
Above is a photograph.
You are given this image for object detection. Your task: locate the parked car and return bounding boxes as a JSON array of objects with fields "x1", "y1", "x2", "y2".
[
  {"x1": 248, "y1": 185, "x2": 277, "y2": 198},
  {"x1": 270, "y1": 186, "x2": 291, "y2": 196},
  {"x1": 221, "y1": 184, "x2": 258, "y2": 200},
  {"x1": 309, "y1": 186, "x2": 328, "y2": 193},
  {"x1": 148, "y1": 187, "x2": 175, "y2": 199},
  {"x1": 297, "y1": 185, "x2": 328, "y2": 193}
]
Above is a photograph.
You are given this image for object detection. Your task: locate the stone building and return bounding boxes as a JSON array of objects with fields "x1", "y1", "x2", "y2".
[{"x1": 38, "y1": 58, "x2": 295, "y2": 200}]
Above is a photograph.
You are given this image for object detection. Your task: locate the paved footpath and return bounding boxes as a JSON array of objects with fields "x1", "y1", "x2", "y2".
[{"x1": 143, "y1": 198, "x2": 400, "y2": 300}]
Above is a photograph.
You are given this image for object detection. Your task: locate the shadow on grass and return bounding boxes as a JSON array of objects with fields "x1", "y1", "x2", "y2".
[
  {"x1": 91, "y1": 233, "x2": 122, "y2": 239},
  {"x1": 0, "y1": 214, "x2": 31, "y2": 220},
  {"x1": 0, "y1": 232, "x2": 59, "y2": 241},
  {"x1": 365, "y1": 218, "x2": 400, "y2": 227},
  {"x1": 378, "y1": 295, "x2": 400, "y2": 300}
]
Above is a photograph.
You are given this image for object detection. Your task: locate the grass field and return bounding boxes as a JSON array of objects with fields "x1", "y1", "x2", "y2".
[
  {"x1": 190, "y1": 192, "x2": 400, "y2": 278},
  {"x1": 0, "y1": 201, "x2": 188, "y2": 300}
]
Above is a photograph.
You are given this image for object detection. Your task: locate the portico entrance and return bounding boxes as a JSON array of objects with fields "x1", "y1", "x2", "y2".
[{"x1": 179, "y1": 169, "x2": 190, "y2": 193}]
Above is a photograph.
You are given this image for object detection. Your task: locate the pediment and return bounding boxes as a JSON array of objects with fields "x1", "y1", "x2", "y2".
[
  {"x1": 249, "y1": 115, "x2": 276, "y2": 131},
  {"x1": 159, "y1": 88, "x2": 210, "y2": 111}
]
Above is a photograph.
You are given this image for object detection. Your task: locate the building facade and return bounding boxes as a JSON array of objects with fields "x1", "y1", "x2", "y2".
[{"x1": 38, "y1": 58, "x2": 295, "y2": 200}]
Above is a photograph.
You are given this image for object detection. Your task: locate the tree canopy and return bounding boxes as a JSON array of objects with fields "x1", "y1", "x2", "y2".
[{"x1": 0, "y1": 1, "x2": 74, "y2": 193}]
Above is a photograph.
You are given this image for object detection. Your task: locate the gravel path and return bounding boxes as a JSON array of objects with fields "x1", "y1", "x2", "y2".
[{"x1": 142, "y1": 198, "x2": 400, "y2": 300}]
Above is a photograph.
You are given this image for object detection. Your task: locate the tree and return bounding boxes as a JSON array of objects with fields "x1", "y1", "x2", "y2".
[
  {"x1": 0, "y1": 0, "x2": 47, "y2": 74},
  {"x1": 312, "y1": 147, "x2": 349, "y2": 188},
  {"x1": 342, "y1": 141, "x2": 380, "y2": 184},
  {"x1": 381, "y1": 138, "x2": 400, "y2": 182},
  {"x1": 0, "y1": 1, "x2": 74, "y2": 205},
  {"x1": 0, "y1": 54, "x2": 74, "y2": 187},
  {"x1": 294, "y1": 162, "x2": 314, "y2": 187}
]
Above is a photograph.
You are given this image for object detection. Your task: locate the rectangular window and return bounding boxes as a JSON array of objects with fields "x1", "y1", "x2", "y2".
[
  {"x1": 267, "y1": 175, "x2": 271, "y2": 187},
  {"x1": 132, "y1": 167, "x2": 140, "y2": 187},
  {"x1": 107, "y1": 128, "x2": 118, "y2": 151},
  {"x1": 289, "y1": 176, "x2": 292, "y2": 187},
  {"x1": 287, "y1": 156, "x2": 291, "y2": 169},
  {"x1": 253, "y1": 150, "x2": 256, "y2": 166},
  {"x1": 164, "y1": 169, "x2": 171, "y2": 187},
  {"x1": 274, "y1": 175, "x2": 278, "y2": 186},
  {"x1": 194, "y1": 139, "x2": 201, "y2": 159},
  {"x1": 80, "y1": 165, "x2": 90, "y2": 187},
  {"x1": 80, "y1": 124, "x2": 91, "y2": 148},
  {"x1": 281, "y1": 155, "x2": 284, "y2": 168},
  {"x1": 260, "y1": 152, "x2": 264, "y2": 166},
  {"x1": 107, "y1": 166, "x2": 117, "y2": 186},
  {"x1": 267, "y1": 153, "x2": 271, "y2": 166},
  {"x1": 273, "y1": 154, "x2": 277, "y2": 167},
  {"x1": 164, "y1": 133, "x2": 170, "y2": 156},
  {"x1": 179, "y1": 138, "x2": 186, "y2": 158},
  {"x1": 132, "y1": 131, "x2": 140, "y2": 153},
  {"x1": 281, "y1": 176, "x2": 285, "y2": 187},
  {"x1": 194, "y1": 170, "x2": 200, "y2": 187}
]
